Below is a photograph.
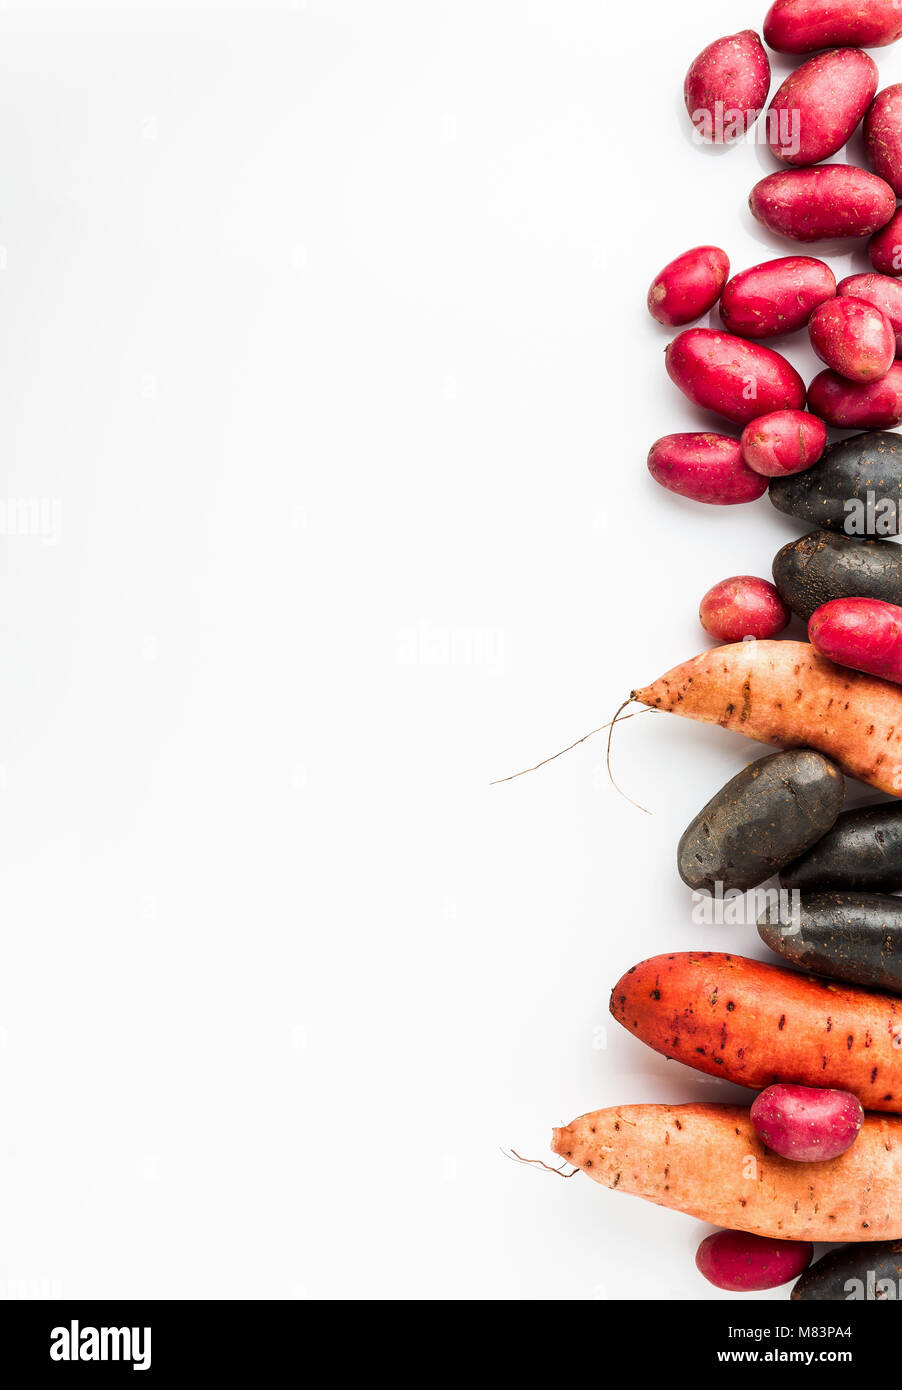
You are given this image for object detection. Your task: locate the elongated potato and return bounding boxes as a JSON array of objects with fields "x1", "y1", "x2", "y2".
[
  {"x1": 648, "y1": 433, "x2": 767, "y2": 505},
  {"x1": 764, "y1": 1, "x2": 902, "y2": 54},
  {"x1": 870, "y1": 208, "x2": 902, "y2": 277},
  {"x1": 809, "y1": 297, "x2": 896, "y2": 383},
  {"x1": 767, "y1": 48, "x2": 877, "y2": 167},
  {"x1": 759, "y1": 891, "x2": 902, "y2": 993},
  {"x1": 808, "y1": 364, "x2": 902, "y2": 430},
  {"x1": 665, "y1": 329, "x2": 806, "y2": 425},
  {"x1": 781, "y1": 801, "x2": 902, "y2": 892},
  {"x1": 685, "y1": 32, "x2": 771, "y2": 144},
  {"x1": 769, "y1": 431, "x2": 902, "y2": 534},
  {"x1": 866, "y1": 85, "x2": 902, "y2": 197},
  {"x1": 609, "y1": 952, "x2": 902, "y2": 1111},
  {"x1": 678, "y1": 750, "x2": 844, "y2": 893},
  {"x1": 792, "y1": 1241, "x2": 902, "y2": 1300},
  {"x1": 750, "y1": 1084, "x2": 863, "y2": 1162},
  {"x1": 750, "y1": 166, "x2": 896, "y2": 243},
  {"x1": 810, "y1": 597, "x2": 902, "y2": 684},
  {"x1": 552, "y1": 1102, "x2": 902, "y2": 1241},
  {"x1": 720, "y1": 257, "x2": 836, "y2": 339},
  {"x1": 647, "y1": 246, "x2": 730, "y2": 327},
  {"x1": 696, "y1": 1230, "x2": 813, "y2": 1291},
  {"x1": 773, "y1": 530, "x2": 902, "y2": 621}
]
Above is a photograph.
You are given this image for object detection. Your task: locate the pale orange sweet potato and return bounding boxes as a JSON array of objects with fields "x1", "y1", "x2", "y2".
[
  {"x1": 551, "y1": 1102, "x2": 902, "y2": 1242},
  {"x1": 632, "y1": 639, "x2": 902, "y2": 795}
]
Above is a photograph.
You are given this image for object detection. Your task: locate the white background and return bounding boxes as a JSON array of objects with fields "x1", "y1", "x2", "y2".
[{"x1": 0, "y1": 0, "x2": 898, "y2": 1302}]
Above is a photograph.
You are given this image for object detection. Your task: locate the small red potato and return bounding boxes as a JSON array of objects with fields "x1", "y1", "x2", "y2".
[
  {"x1": 696, "y1": 1230, "x2": 813, "y2": 1293},
  {"x1": 750, "y1": 166, "x2": 897, "y2": 243},
  {"x1": 720, "y1": 256, "x2": 835, "y2": 339},
  {"x1": 740, "y1": 409, "x2": 826, "y2": 477},
  {"x1": 837, "y1": 273, "x2": 902, "y2": 356},
  {"x1": 751, "y1": 1085, "x2": 864, "y2": 1163},
  {"x1": 808, "y1": 363, "x2": 902, "y2": 428},
  {"x1": 767, "y1": 48, "x2": 877, "y2": 167},
  {"x1": 809, "y1": 297, "x2": 896, "y2": 383},
  {"x1": 685, "y1": 31, "x2": 771, "y2": 145},
  {"x1": 809, "y1": 597, "x2": 902, "y2": 684},
  {"x1": 870, "y1": 208, "x2": 902, "y2": 277},
  {"x1": 647, "y1": 246, "x2": 730, "y2": 327},
  {"x1": 665, "y1": 328, "x2": 806, "y2": 426},
  {"x1": 764, "y1": 0, "x2": 902, "y2": 53},
  {"x1": 865, "y1": 85, "x2": 902, "y2": 197},
  {"x1": 648, "y1": 434, "x2": 768, "y2": 506},
  {"x1": 699, "y1": 576, "x2": 790, "y2": 641}
]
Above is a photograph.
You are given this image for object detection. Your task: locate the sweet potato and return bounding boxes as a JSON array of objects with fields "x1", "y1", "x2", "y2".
[
  {"x1": 767, "y1": 48, "x2": 877, "y2": 167},
  {"x1": 764, "y1": 0, "x2": 902, "y2": 54},
  {"x1": 647, "y1": 246, "x2": 730, "y2": 328},
  {"x1": 809, "y1": 297, "x2": 896, "y2": 384},
  {"x1": 773, "y1": 530, "x2": 902, "y2": 621},
  {"x1": 750, "y1": 166, "x2": 896, "y2": 243},
  {"x1": 699, "y1": 576, "x2": 790, "y2": 641},
  {"x1": 781, "y1": 801, "x2": 902, "y2": 892},
  {"x1": 552, "y1": 1101, "x2": 902, "y2": 1240},
  {"x1": 866, "y1": 84, "x2": 902, "y2": 197},
  {"x1": 720, "y1": 256, "x2": 835, "y2": 339},
  {"x1": 809, "y1": 596, "x2": 902, "y2": 684},
  {"x1": 808, "y1": 364, "x2": 902, "y2": 430},
  {"x1": 759, "y1": 890, "x2": 902, "y2": 993},
  {"x1": 696, "y1": 1229, "x2": 813, "y2": 1291},
  {"x1": 792, "y1": 1241, "x2": 902, "y2": 1299},
  {"x1": 630, "y1": 640, "x2": 902, "y2": 796},
  {"x1": 665, "y1": 329, "x2": 806, "y2": 425},
  {"x1": 768, "y1": 431, "x2": 902, "y2": 534},
  {"x1": 677, "y1": 750, "x2": 844, "y2": 894},
  {"x1": 869, "y1": 208, "x2": 902, "y2": 277},
  {"x1": 684, "y1": 32, "x2": 771, "y2": 144},
  {"x1": 609, "y1": 951, "x2": 902, "y2": 1112},
  {"x1": 741, "y1": 410, "x2": 826, "y2": 478},
  {"x1": 647, "y1": 434, "x2": 767, "y2": 505},
  {"x1": 750, "y1": 1084, "x2": 863, "y2": 1163},
  {"x1": 837, "y1": 273, "x2": 902, "y2": 356}
]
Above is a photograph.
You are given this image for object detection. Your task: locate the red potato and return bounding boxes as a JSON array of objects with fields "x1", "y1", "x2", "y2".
[
  {"x1": 720, "y1": 256, "x2": 835, "y2": 339},
  {"x1": 647, "y1": 434, "x2": 767, "y2": 506},
  {"x1": 808, "y1": 363, "x2": 902, "y2": 429},
  {"x1": 696, "y1": 1230, "x2": 813, "y2": 1292},
  {"x1": 631, "y1": 639, "x2": 902, "y2": 796},
  {"x1": 684, "y1": 31, "x2": 771, "y2": 145},
  {"x1": 764, "y1": 0, "x2": 902, "y2": 53},
  {"x1": 809, "y1": 297, "x2": 896, "y2": 383},
  {"x1": 699, "y1": 576, "x2": 790, "y2": 641},
  {"x1": 740, "y1": 409, "x2": 827, "y2": 477},
  {"x1": 837, "y1": 273, "x2": 902, "y2": 356},
  {"x1": 750, "y1": 166, "x2": 897, "y2": 243},
  {"x1": 870, "y1": 209, "x2": 902, "y2": 277},
  {"x1": 647, "y1": 247, "x2": 730, "y2": 328},
  {"x1": 809, "y1": 597, "x2": 902, "y2": 685},
  {"x1": 665, "y1": 328, "x2": 806, "y2": 426},
  {"x1": 866, "y1": 85, "x2": 902, "y2": 197},
  {"x1": 767, "y1": 48, "x2": 877, "y2": 167},
  {"x1": 751, "y1": 1085, "x2": 864, "y2": 1163}
]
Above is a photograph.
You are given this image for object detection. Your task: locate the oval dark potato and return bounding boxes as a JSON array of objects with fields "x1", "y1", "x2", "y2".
[
  {"x1": 792, "y1": 1241, "x2": 902, "y2": 1301},
  {"x1": 678, "y1": 750, "x2": 845, "y2": 893},
  {"x1": 758, "y1": 891, "x2": 902, "y2": 993},
  {"x1": 769, "y1": 431, "x2": 902, "y2": 534},
  {"x1": 781, "y1": 801, "x2": 902, "y2": 892},
  {"x1": 773, "y1": 530, "x2": 902, "y2": 622}
]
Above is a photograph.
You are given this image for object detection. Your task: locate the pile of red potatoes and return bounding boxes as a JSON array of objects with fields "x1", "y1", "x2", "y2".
[{"x1": 553, "y1": 2, "x2": 902, "y2": 1300}]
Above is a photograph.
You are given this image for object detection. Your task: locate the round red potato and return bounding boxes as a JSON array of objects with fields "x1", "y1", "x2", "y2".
[
  {"x1": 740, "y1": 410, "x2": 826, "y2": 478},
  {"x1": 808, "y1": 297, "x2": 896, "y2": 383},
  {"x1": 750, "y1": 166, "x2": 897, "y2": 243},
  {"x1": 684, "y1": 31, "x2": 771, "y2": 145},
  {"x1": 870, "y1": 208, "x2": 902, "y2": 277},
  {"x1": 647, "y1": 246, "x2": 730, "y2": 328},
  {"x1": 699, "y1": 577, "x2": 790, "y2": 641},
  {"x1": 767, "y1": 48, "x2": 877, "y2": 168},
  {"x1": 809, "y1": 597, "x2": 902, "y2": 685},
  {"x1": 808, "y1": 363, "x2": 902, "y2": 429},
  {"x1": 720, "y1": 256, "x2": 835, "y2": 339},
  {"x1": 696, "y1": 1230, "x2": 813, "y2": 1293},
  {"x1": 648, "y1": 434, "x2": 767, "y2": 506},
  {"x1": 751, "y1": 1084, "x2": 864, "y2": 1163},
  {"x1": 866, "y1": 84, "x2": 902, "y2": 197},
  {"x1": 665, "y1": 328, "x2": 806, "y2": 426},
  {"x1": 764, "y1": 0, "x2": 902, "y2": 54},
  {"x1": 837, "y1": 273, "x2": 902, "y2": 357}
]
